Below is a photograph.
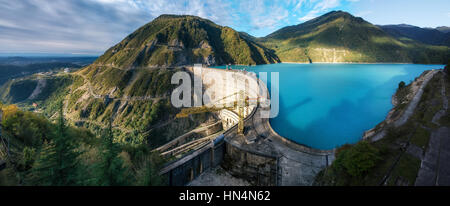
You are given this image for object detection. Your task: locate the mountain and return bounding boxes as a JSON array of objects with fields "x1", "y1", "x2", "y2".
[
  {"x1": 1, "y1": 12, "x2": 449, "y2": 149},
  {"x1": 2, "y1": 15, "x2": 268, "y2": 148},
  {"x1": 0, "y1": 56, "x2": 97, "y2": 66},
  {"x1": 379, "y1": 24, "x2": 450, "y2": 46},
  {"x1": 238, "y1": 32, "x2": 258, "y2": 42},
  {"x1": 94, "y1": 14, "x2": 279, "y2": 68},
  {"x1": 0, "y1": 14, "x2": 281, "y2": 149},
  {"x1": 436, "y1": 26, "x2": 450, "y2": 33},
  {"x1": 0, "y1": 62, "x2": 84, "y2": 85},
  {"x1": 258, "y1": 11, "x2": 449, "y2": 64}
]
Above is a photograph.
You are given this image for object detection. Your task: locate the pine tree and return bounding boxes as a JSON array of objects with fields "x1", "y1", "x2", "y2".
[
  {"x1": 95, "y1": 117, "x2": 130, "y2": 186},
  {"x1": 27, "y1": 140, "x2": 56, "y2": 185},
  {"x1": 135, "y1": 153, "x2": 165, "y2": 186},
  {"x1": 28, "y1": 101, "x2": 82, "y2": 185}
]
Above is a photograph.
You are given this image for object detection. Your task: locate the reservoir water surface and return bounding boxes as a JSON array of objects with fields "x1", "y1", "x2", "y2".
[{"x1": 214, "y1": 63, "x2": 443, "y2": 150}]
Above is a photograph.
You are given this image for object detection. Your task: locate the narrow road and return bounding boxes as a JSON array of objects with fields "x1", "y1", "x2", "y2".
[
  {"x1": 71, "y1": 72, "x2": 167, "y2": 101},
  {"x1": 60, "y1": 72, "x2": 172, "y2": 134},
  {"x1": 371, "y1": 70, "x2": 439, "y2": 142},
  {"x1": 394, "y1": 70, "x2": 439, "y2": 127},
  {"x1": 415, "y1": 72, "x2": 450, "y2": 186},
  {"x1": 432, "y1": 75, "x2": 448, "y2": 125}
]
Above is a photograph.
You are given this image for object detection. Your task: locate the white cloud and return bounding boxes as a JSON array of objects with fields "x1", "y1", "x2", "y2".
[
  {"x1": 297, "y1": 0, "x2": 342, "y2": 22},
  {"x1": 313, "y1": 0, "x2": 341, "y2": 11},
  {"x1": 298, "y1": 10, "x2": 320, "y2": 21},
  {"x1": 292, "y1": 0, "x2": 307, "y2": 11},
  {"x1": 0, "y1": 0, "x2": 350, "y2": 54},
  {"x1": 239, "y1": 0, "x2": 289, "y2": 30}
]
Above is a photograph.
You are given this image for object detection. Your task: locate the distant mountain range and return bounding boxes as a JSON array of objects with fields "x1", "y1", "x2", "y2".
[
  {"x1": 379, "y1": 24, "x2": 450, "y2": 47},
  {"x1": 256, "y1": 11, "x2": 449, "y2": 64},
  {"x1": 436, "y1": 26, "x2": 450, "y2": 33},
  {"x1": 0, "y1": 57, "x2": 96, "y2": 85},
  {"x1": 0, "y1": 56, "x2": 97, "y2": 66}
]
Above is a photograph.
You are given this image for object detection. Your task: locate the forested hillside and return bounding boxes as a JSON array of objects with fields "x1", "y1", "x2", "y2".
[{"x1": 0, "y1": 103, "x2": 165, "y2": 186}]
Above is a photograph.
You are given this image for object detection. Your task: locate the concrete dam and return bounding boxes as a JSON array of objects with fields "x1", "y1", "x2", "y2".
[{"x1": 159, "y1": 66, "x2": 335, "y2": 186}]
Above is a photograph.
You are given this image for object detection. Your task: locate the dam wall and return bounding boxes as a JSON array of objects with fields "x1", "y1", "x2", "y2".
[
  {"x1": 222, "y1": 137, "x2": 280, "y2": 186},
  {"x1": 186, "y1": 66, "x2": 261, "y2": 129},
  {"x1": 161, "y1": 137, "x2": 226, "y2": 186},
  {"x1": 188, "y1": 66, "x2": 279, "y2": 185},
  {"x1": 162, "y1": 66, "x2": 333, "y2": 186},
  {"x1": 161, "y1": 66, "x2": 274, "y2": 185}
]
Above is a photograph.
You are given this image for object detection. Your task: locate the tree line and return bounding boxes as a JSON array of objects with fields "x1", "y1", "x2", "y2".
[{"x1": 0, "y1": 101, "x2": 165, "y2": 186}]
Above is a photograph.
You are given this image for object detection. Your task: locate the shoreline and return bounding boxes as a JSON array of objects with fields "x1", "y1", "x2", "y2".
[
  {"x1": 200, "y1": 65, "x2": 444, "y2": 152},
  {"x1": 281, "y1": 61, "x2": 414, "y2": 65},
  {"x1": 211, "y1": 62, "x2": 445, "y2": 68},
  {"x1": 362, "y1": 69, "x2": 440, "y2": 141}
]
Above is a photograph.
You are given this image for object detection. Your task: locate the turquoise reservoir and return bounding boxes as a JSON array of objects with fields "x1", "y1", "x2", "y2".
[{"x1": 214, "y1": 63, "x2": 443, "y2": 150}]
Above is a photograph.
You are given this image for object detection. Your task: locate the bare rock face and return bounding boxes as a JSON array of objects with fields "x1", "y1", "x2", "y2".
[
  {"x1": 169, "y1": 39, "x2": 185, "y2": 51},
  {"x1": 176, "y1": 52, "x2": 188, "y2": 66},
  {"x1": 146, "y1": 39, "x2": 158, "y2": 49},
  {"x1": 199, "y1": 40, "x2": 212, "y2": 49},
  {"x1": 204, "y1": 55, "x2": 216, "y2": 66}
]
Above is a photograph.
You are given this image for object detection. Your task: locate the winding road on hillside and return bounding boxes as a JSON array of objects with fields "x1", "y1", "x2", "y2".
[
  {"x1": 59, "y1": 71, "x2": 173, "y2": 137},
  {"x1": 71, "y1": 72, "x2": 167, "y2": 101}
]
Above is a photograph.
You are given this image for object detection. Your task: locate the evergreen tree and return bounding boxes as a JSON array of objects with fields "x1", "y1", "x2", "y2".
[
  {"x1": 95, "y1": 117, "x2": 130, "y2": 186},
  {"x1": 135, "y1": 152, "x2": 165, "y2": 186},
  {"x1": 28, "y1": 101, "x2": 82, "y2": 185}
]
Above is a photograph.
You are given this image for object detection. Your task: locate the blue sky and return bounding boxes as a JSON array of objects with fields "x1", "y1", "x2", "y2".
[{"x1": 0, "y1": 0, "x2": 449, "y2": 55}]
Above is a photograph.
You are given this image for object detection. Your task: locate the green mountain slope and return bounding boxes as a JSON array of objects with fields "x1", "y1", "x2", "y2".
[
  {"x1": 1, "y1": 12, "x2": 449, "y2": 150},
  {"x1": 379, "y1": 24, "x2": 450, "y2": 47},
  {"x1": 2, "y1": 14, "x2": 283, "y2": 149},
  {"x1": 94, "y1": 14, "x2": 279, "y2": 68},
  {"x1": 258, "y1": 11, "x2": 449, "y2": 64}
]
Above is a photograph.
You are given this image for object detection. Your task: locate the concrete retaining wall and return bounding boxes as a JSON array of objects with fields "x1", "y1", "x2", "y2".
[
  {"x1": 161, "y1": 66, "x2": 265, "y2": 186},
  {"x1": 163, "y1": 140, "x2": 225, "y2": 186},
  {"x1": 222, "y1": 141, "x2": 279, "y2": 186},
  {"x1": 161, "y1": 66, "x2": 331, "y2": 186}
]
